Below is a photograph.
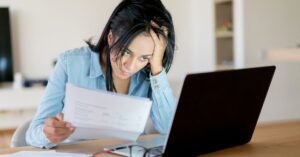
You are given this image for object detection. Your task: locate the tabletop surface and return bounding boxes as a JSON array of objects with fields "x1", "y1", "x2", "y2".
[{"x1": 1, "y1": 120, "x2": 300, "y2": 157}]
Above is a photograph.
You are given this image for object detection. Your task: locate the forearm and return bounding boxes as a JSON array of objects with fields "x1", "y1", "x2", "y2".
[
  {"x1": 149, "y1": 69, "x2": 176, "y2": 134},
  {"x1": 150, "y1": 64, "x2": 163, "y2": 76},
  {"x1": 26, "y1": 52, "x2": 67, "y2": 148},
  {"x1": 26, "y1": 123, "x2": 57, "y2": 149}
]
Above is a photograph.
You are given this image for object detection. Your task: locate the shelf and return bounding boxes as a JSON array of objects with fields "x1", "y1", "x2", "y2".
[
  {"x1": 215, "y1": 0, "x2": 232, "y2": 5},
  {"x1": 266, "y1": 48, "x2": 300, "y2": 62},
  {"x1": 0, "y1": 109, "x2": 35, "y2": 130},
  {"x1": 215, "y1": 0, "x2": 234, "y2": 70},
  {"x1": 0, "y1": 87, "x2": 45, "y2": 110},
  {"x1": 216, "y1": 31, "x2": 233, "y2": 38}
]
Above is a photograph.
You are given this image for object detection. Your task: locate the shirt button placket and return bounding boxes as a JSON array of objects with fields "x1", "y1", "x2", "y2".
[{"x1": 153, "y1": 79, "x2": 159, "y2": 90}]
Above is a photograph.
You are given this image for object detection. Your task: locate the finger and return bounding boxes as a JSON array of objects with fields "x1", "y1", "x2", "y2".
[
  {"x1": 44, "y1": 127, "x2": 75, "y2": 144},
  {"x1": 56, "y1": 113, "x2": 64, "y2": 121},
  {"x1": 44, "y1": 126, "x2": 74, "y2": 136},
  {"x1": 150, "y1": 29, "x2": 160, "y2": 44},
  {"x1": 151, "y1": 29, "x2": 167, "y2": 48},
  {"x1": 151, "y1": 20, "x2": 160, "y2": 28},
  {"x1": 45, "y1": 117, "x2": 66, "y2": 128},
  {"x1": 56, "y1": 113, "x2": 73, "y2": 128},
  {"x1": 159, "y1": 33, "x2": 168, "y2": 46},
  {"x1": 65, "y1": 122, "x2": 73, "y2": 128},
  {"x1": 161, "y1": 26, "x2": 168, "y2": 36},
  {"x1": 45, "y1": 134, "x2": 60, "y2": 144},
  {"x1": 151, "y1": 20, "x2": 168, "y2": 36},
  {"x1": 46, "y1": 133, "x2": 70, "y2": 144}
]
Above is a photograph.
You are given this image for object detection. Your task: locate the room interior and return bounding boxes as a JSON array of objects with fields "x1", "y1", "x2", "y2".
[{"x1": 0, "y1": 0, "x2": 299, "y2": 149}]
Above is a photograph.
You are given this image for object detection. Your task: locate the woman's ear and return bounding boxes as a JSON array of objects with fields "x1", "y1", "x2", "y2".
[{"x1": 107, "y1": 30, "x2": 113, "y2": 47}]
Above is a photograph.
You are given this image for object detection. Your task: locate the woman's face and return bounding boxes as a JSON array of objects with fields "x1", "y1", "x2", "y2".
[{"x1": 110, "y1": 32, "x2": 154, "y2": 80}]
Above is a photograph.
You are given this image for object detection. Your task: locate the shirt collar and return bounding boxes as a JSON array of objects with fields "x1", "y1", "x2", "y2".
[
  {"x1": 89, "y1": 51, "x2": 103, "y2": 78},
  {"x1": 134, "y1": 69, "x2": 147, "y2": 83}
]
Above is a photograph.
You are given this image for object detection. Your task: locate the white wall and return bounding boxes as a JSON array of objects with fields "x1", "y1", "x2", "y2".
[
  {"x1": 1, "y1": 0, "x2": 299, "y2": 122},
  {"x1": 0, "y1": 0, "x2": 215, "y2": 97},
  {"x1": 244, "y1": 0, "x2": 300, "y2": 121},
  {"x1": 164, "y1": 0, "x2": 215, "y2": 96},
  {"x1": 0, "y1": 0, "x2": 119, "y2": 78}
]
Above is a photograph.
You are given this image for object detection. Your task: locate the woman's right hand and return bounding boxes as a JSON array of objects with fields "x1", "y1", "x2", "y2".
[{"x1": 43, "y1": 113, "x2": 75, "y2": 144}]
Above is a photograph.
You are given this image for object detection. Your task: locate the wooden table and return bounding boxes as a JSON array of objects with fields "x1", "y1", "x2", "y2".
[{"x1": 0, "y1": 120, "x2": 300, "y2": 157}]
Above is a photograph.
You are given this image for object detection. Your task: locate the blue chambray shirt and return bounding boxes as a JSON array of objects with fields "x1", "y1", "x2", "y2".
[{"x1": 26, "y1": 46, "x2": 176, "y2": 148}]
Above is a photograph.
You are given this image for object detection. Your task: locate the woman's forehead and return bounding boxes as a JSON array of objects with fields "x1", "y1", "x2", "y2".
[{"x1": 127, "y1": 33, "x2": 154, "y2": 56}]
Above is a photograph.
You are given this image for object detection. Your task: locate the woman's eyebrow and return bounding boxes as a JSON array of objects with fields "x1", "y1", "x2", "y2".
[
  {"x1": 141, "y1": 54, "x2": 153, "y2": 57},
  {"x1": 126, "y1": 48, "x2": 153, "y2": 57},
  {"x1": 125, "y1": 48, "x2": 133, "y2": 54}
]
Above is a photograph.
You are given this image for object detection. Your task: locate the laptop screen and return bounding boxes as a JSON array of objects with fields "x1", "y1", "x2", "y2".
[{"x1": 163, "y1": 66, "x2": 275, "y2": 157}]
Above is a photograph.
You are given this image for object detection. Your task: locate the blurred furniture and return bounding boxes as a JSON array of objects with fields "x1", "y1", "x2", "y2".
[
  {"x1": 215, "y1": 0, "x2": 234, "y2": 69},
  {"x1": 214, "y1": 0, "x2": 245, "y2": 70},
  {"x1": 0, "y1": 86, "x2": 44, "y2": 148},
  {"x1": 0, "y1": 87, "x2": 44, "y2": 130},
  {"x1": 10, "y1": 120, "x2": 31, "y2": 147},
  {"x1": 0, "y1": 129, "x2": 15, "y2": 149}
]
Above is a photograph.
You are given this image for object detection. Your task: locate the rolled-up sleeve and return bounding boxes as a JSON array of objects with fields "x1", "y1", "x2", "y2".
[
  {"x1": 26, "y1": 53, "x2": 68, "y2": 148},
  {"x1": 149, "y1": 69, "x2": 176, "y2": 134}
]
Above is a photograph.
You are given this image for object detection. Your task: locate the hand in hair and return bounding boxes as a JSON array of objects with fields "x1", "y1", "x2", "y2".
[{"x1": 149, "y1": 20, "x2": 168, "y2": 76}]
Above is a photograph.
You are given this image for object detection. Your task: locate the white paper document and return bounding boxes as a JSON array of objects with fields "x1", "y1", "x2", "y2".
[
  {"x1": 64, "y1": 83, "x2": 152, "y2": 141},
  {"x1": 0, "y1": 151, "x2": 89, "y2": 157}
]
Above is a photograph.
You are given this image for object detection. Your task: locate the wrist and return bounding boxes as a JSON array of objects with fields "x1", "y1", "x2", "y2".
[{"x1": 151, "y1": 65, "x2": 163, "y2": 76}]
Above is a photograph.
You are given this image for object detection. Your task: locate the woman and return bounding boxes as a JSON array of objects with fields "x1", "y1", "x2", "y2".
[{"x1": 26, "y1": 0, "x2": 176, "y2": 148}]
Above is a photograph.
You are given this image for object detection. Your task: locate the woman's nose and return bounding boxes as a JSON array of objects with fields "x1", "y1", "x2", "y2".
[{"x1": 124, "y1": 57, "x2": 135, "y2": 71}]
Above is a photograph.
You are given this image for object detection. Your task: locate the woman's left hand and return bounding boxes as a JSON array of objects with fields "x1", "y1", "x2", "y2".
[{"x1": 149, "y1": 21, "x2": 168, "y2": 76}]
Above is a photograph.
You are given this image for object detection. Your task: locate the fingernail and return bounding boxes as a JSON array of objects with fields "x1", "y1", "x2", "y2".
[{"x1": 66, "y1": 122, "x2": 72, "y2": 127}]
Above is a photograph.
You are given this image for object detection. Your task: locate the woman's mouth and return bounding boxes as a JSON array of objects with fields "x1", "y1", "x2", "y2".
[{"x1": 120, "y1": 69, "x2": 131, "y2": 76}]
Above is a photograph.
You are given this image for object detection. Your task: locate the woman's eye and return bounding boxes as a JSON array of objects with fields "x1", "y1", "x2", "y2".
[
  {"x1": 122, "y1": 49, "x2": 131, "y2": 56},
  {"x1": 139, "y1": 57, "x2": 149, "y2": 62},
  {"x1": 124, "y1": 51, "x2": 130, "y2": 55}
]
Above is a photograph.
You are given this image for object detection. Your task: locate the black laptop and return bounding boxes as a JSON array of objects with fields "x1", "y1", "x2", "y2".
[
  {"x1": 163, "y1": 65, "x2": 275, "y2": 156},
  {"x1": 105, "y1": 66, "x2": 276, "y2": 157}
]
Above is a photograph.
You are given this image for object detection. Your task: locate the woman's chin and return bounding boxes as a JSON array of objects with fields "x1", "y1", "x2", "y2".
[{"x1": 116, "y1": 73, "x2": 131, "y2": 80}]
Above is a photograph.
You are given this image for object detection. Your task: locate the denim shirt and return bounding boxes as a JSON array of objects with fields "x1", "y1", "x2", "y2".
[{"x1": 25, "y1": 46, "x2": 176, "y2": 148}]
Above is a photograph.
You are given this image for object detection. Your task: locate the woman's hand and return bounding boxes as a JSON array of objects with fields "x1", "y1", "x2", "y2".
[
  {"x1": 149, "y1": 21, "x2": 168, "y2": 76},
  {"x1": 43, "y1": 113, "x2": 75, "y2": 144}
]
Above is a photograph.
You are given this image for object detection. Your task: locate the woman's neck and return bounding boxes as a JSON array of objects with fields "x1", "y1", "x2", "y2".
[{"x1": 113, "y1": 75, "x2": 131, "y2": 94}]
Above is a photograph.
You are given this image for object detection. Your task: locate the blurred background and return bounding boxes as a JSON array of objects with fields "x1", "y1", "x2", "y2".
[{"x1": 0, "y1": 0, "x2": 299, "y2": 148}]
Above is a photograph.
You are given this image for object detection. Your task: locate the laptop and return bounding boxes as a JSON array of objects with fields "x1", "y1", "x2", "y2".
[{"x1": 104, "y1": 66, "x2": 276, "y2": 157}]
